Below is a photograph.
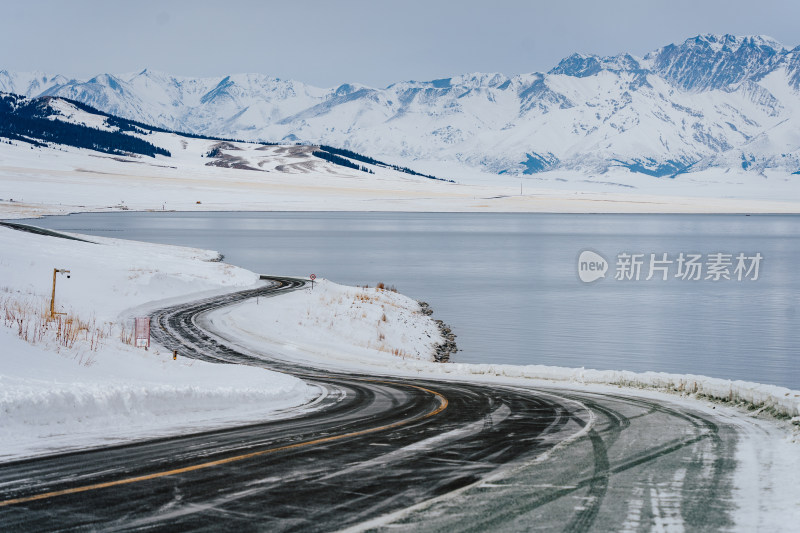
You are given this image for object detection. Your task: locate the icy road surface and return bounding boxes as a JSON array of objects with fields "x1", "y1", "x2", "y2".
[{"x1": 2, "y1": 277, "x2": 795, "y2": 531}]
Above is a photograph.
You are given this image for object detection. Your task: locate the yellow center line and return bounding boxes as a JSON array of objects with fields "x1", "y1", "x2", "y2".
[{"x1": 0, "y1": 382, "x2": 448, "y2": 508}]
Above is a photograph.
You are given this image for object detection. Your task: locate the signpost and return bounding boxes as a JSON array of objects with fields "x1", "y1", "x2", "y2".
[
  {"x1": 135, "y1": 317, "x2": 150, "y2": 348},
  {"x1": 310, "y1": 273, "x2": 316, "y2": 289},
  {"x1": 50, "y1": 268, "x2": 71, "y2": 318}
]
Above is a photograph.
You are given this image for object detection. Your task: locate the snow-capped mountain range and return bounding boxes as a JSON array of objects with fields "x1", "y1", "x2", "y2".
[{"x1": 2, "y1": 34, "x2": 800, "y2": 179}]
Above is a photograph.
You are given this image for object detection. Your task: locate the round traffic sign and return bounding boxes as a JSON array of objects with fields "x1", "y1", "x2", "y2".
[{"x1": 310, "y1": 273, "x2": 316, "y2": 280}]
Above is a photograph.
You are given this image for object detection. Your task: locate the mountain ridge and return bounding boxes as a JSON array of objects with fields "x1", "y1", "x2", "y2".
[{"x1": 2, "y1": 33, "x2": 800, "y2": 181}]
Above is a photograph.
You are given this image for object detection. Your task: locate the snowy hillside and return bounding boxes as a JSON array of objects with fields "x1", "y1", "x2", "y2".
[
  {"x1": 0, "y1": 96, "x2": 491, "y2": 218},
  {"x1": 1, "y1": 88, "x2": 799, "y2": 214},
  {"x1": 0, "y1": 92, "x2": 451, "y2": 180},
  {"x1": 2, "y1": 34, "x2": 800, "y2": 185}
]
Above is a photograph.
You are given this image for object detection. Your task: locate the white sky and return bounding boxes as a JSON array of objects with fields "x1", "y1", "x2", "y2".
[{"x1": 3, "y1": 0, "x2": 799, "y2": 88}]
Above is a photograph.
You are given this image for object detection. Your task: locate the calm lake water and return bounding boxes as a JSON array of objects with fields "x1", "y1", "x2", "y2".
[{"x1": 28, "y1": 212, "x2": 799, "y2": 389}]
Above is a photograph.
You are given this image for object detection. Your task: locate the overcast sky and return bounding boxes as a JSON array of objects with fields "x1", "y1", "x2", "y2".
[{"x1": 3, "y1": 0, "x2": 799, "y2": 88}]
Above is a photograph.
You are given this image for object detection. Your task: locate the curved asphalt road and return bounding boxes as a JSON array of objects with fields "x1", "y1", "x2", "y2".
[{"x1": 0, "y1": 277, "x2": 739, "y2": 532}]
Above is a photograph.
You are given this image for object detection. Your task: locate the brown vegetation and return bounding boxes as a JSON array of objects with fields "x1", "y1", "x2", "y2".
[{"x1": 1, "y1": 289, "x2": 131, "y2": 364}]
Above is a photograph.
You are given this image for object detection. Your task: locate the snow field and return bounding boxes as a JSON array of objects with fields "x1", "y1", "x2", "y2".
[
  {"x1": 0, "y1": 224, "x2": 261, "y2": 321},
  {"x1": 0, "y1": 327, "x2": 312, "y2": 461},
  {"x1": 0, "y1": 226, "x2": 315, "y2": 460},
  {"x1": 210, "y1": 278, "x2": 445, "y2": 367},
  {"x1": 1, "y1": 137, "x2": 799, "y2": 220}
]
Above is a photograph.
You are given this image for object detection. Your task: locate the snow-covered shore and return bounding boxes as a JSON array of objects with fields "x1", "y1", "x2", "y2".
[
  {"x1": 207, "y1": 279, "x2": 446, "y2": 368},
  {"x1": 200, "y1": 280, "x2": 800, "y2": 420},
  {"x1": 210, "y1": 293, "x2": 800, "y2": 420},
  {"x1": 0, "y1": 224, "x2": 454, "y2": 461},
  {"x1": 1, "y1": 138, "x2": 798, "y2": 219},
  {"x1": 0, "y1": 225, "x2": 317, "y2": 460},
  {"x1": 399, "y1": 361, "x2": 800, "y2": 419},
  {"x1": 1, "y1": 222, "x2": 797, "y2": 462}
]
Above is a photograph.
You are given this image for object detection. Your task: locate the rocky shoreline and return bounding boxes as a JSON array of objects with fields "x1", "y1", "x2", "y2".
[{"x1": 418, "y1": 301, "x2": 457, "y2": 363}]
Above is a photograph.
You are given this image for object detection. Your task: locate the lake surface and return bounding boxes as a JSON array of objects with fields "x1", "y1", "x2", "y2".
[{"x1": 27, "y1": 212, "x2": 799, "y2": 389}]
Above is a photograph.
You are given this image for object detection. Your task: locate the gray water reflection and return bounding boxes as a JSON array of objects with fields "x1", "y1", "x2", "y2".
[{"x1": 27, "y1": 212, "x2": 799, "y2": 389}]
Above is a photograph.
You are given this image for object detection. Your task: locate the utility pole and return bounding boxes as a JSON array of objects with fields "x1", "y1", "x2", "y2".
[{"x1": 50, "y1": 268, "x2": 71, "y2": 318}]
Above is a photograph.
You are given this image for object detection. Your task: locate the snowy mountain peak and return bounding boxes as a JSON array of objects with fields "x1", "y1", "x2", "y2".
[
  {"x1": 127, "y1": 68, "x2": 177, "y2": 83},
  {"x1": 549, "y1": 53, "x2": 641, "y2": 77},
  {"x1": 1, "y1": 34, "x2": 800, "y2": 181},
  {"x1": 334, "y1": 83, "x2": 359, "y2": 96},
  {"x1": 646, "y1": 34, "x2": 787, "y2": 91},
  {"x1": 0, "y1": 70, "x2": 68, "y2": 97},
  {"x1": 87, "y1": 73, "x2": 127, "y2": 93},
  {"x1": 450, "y1": 72, "x2": 509, "y2": 88},
  {"x1": 671, "y1": 34, "x2": 783, "y2": 53}
]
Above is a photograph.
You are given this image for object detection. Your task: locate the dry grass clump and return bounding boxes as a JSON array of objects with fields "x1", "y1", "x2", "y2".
[
  {"x1": 355, "y1": 293, "x2": 377, "y2": 303},
  {"x1": 295, "y1": 284, "x2": 416, "y2": 361},
  {"x1": 119, "y1": 325, "x2": 134, "y2": 346},
  {"x1": 361, "y1": 282, "x2": 398, "y2": 293},
  {"x1": 390, "y1": 348, "x2": 409, "y2": 358},
  {"x1": 1, "y1": 287, "x2": 126, "y2": 365}
]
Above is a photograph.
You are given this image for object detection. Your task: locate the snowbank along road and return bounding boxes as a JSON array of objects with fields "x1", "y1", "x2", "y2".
[{"x1": 0, "y1": 277, "x2": 747, "y2": 531}]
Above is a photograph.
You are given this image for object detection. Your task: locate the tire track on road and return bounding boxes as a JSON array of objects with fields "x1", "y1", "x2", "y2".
[{"x1": 0, "y1": 278, "x2": 585, "y2": 532}]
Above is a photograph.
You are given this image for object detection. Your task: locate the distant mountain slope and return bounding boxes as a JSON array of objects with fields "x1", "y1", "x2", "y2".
[
  {"x1": 2, "y1": 34, "x2": 800, "y2": 181},
  {"x1": 0, "y1": 93, "x2": 169, "y2": 157},
  {"x1": 0, "y1": 92, "x2": 452, "y2": 182}
]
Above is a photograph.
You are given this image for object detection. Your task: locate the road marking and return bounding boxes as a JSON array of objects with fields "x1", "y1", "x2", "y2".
[{"x1": 0, "y1": 383, "x2": 447, "y2": 508}]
